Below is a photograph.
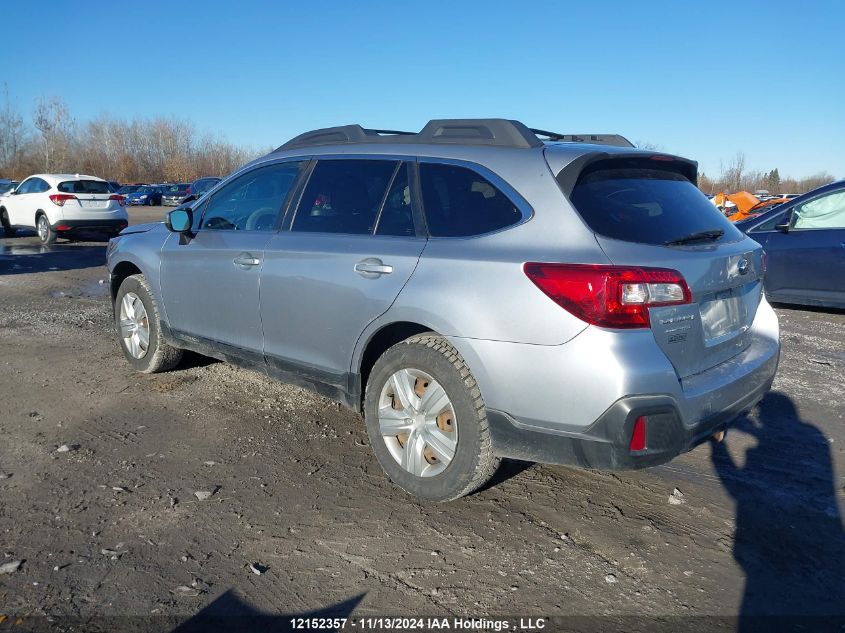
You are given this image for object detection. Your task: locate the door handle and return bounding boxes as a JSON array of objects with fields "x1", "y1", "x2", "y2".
[
  {"x1": 354, "y1": 258, "x2": 393, "y2": 277},
  {"x1": 233, "y1": 254, "x2": 261, "y2": 267}
]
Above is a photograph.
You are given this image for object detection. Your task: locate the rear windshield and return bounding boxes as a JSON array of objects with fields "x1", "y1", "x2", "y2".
[
  {"x1": 58, "y1": 180, "x2": 111, "y2": 194},
  {"x1": 564, "y1": 161, "x2": 742, "y2": 245}
]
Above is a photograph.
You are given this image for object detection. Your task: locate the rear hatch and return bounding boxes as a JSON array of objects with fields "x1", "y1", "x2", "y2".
[
  {"x1": 58, "y1": 179, "x2": 121, "y2": 212},
  {"x1": 553, "y1": 154, "x2": 764, "y2": 379}
]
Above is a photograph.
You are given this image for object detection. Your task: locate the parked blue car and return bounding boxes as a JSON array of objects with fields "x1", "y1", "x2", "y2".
[
  {"x1": 738, "y1": 180, "x2": 845, "y2": 309},
  {"x1": 125, "y1": 185, "x2": 163, "y2": 206}
]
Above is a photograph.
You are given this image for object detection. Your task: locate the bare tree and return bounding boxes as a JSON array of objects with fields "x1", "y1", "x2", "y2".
[
  {"x1": 720, "y1": 152, "x2": 746, "y2": 193},
  {"x1": 0, "y1": 84, "x2": 26, "y2": 176},
  {"x1": 33, "y1": 96, "x2": 74, "y2": 172}
]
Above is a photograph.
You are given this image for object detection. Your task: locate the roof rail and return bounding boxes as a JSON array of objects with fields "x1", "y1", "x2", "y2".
[
  {"x1": 529, "y1": 129, "x2": 634, "y2": 148},
  {"x1": 275, "y1": 119, "x2": 631, "y2": 151}
]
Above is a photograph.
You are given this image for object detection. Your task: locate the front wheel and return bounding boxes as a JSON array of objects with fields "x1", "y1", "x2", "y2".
[
  {"x1": 37, "y1": 215, "x2": 57, "y2": 244},
  {"x1": 114, "y1": 274, "x2": 183, "y2": 373},
  {"x1": 364, "y1": 333, "x2": 499, "y2": 502}
]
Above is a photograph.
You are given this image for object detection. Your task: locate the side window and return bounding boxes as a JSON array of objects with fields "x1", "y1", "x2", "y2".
[
  {"x1": 750, "y1": 209, "x2": 789, "y2": 233},
  {"x1": 33, "y1": 179, "x2": 49, "y2": 193},
  {"x1": 791, "y1": 190, "x2": 845, "y2": 230},
  {"x1": 420, "y1": 163, "x2": 523, "y2": 237},
  {"x1": 292, "y1": 159, "x2": 397, "y2": 235},
  {"x1": 15, "y1": 179, "x2": 35, "y2": 194},
  {"x1": 201, "y1": 162, "x2": 303, "y2": 231},
  {"x1": 375, "y1": 163, "x2": 415, "y2": 237}
]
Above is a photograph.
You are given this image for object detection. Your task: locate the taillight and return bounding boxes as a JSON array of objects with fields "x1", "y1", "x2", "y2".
[
  {"x1": 629, "y1": 416, "x2": 647, "y2": 451},
  {"x1": 523, "y1": 263, "x2": 692, "y2": 329},
  {"x1": 109, "y1": 194, "x2": 126, "y2": 206},
  {"x1": 49, "y1": 194, "x2": 77, "y2": 207}
]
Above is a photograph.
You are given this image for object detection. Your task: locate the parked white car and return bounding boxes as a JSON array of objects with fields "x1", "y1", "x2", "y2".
[{"x1": 0, "y1": 174, "x2": 129, "y2": 244}]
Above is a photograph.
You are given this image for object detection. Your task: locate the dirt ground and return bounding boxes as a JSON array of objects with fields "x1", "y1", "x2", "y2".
[{"x1": 1, "y1": 206, "x2": 844, "y2": 632}]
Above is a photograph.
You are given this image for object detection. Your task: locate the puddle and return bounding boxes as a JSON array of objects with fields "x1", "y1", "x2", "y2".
[
  {"x1": 0, "y1": 245, "x2": 60, "y2": 256},
  {"x1": 0, "y1": 244, "x2": 106, "y2": 275}
]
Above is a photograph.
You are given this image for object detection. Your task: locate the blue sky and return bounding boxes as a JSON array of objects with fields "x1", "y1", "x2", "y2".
[{"x1": 2, "y1": 0, "x2": 843, "y2": 179}]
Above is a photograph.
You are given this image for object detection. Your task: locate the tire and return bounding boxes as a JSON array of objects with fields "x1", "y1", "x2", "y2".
[
  {"x1": 364, "y1": 333, "x2": 499, "y2": 502},
  {"x1": 36, "y1": 214, "x2": 57, "y2": 244},
  {"x1": 114, "y1": 274, "x2": 183, "y2": 373},
  {"x1": 1, "y1": 209, "x2": 16, "y2": 237}
]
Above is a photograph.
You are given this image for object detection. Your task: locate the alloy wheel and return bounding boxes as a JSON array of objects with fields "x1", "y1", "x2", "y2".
[{"x1": 119, "y1": 292, "x2": 150, "y2": 359}]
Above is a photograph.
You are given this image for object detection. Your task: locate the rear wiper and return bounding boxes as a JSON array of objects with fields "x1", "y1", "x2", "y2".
[{"x1": 664, "y1": 229, "x2": 724, "y2": 246}]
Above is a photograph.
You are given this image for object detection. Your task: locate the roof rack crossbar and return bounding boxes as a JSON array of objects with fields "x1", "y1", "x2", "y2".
[
  {"x1": 367, "y1": 128, "x2": 415, "y2": 136},
  {"x1": 276, "y1": 120, "x2": 633, "y2": 151},
  {"x1": 529, "y1": 129, "x2": 634, "y2": 148}
]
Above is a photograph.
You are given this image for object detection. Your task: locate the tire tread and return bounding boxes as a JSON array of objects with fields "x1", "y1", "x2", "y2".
[{"x1": 366, "y1": 332, "x2": 499, "y2": 501}]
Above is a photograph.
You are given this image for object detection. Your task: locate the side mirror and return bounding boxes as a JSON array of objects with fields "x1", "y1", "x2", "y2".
[
  {"x1": 166, "y1": 208, "x2": 193, "y2": 233},
  {"x1": 775, "y1": 222, "x2": 790, "y2": 233}
]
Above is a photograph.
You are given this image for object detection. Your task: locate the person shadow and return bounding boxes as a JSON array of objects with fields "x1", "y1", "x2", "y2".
[{"x1": 711, "y1": 391, "x2": 845, "y2": 631}]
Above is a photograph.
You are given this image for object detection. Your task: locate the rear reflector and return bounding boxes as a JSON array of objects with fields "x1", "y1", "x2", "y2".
[
  {"x1": 54, "y1": 225, "x2": 71, "y2": 231},
  {"x1": 523, "y1": 263, "x2": 692, "y2": 328},
  {"x1": 49, "y1": 194, "x2": 77, "y2": 207},
  {"x1": 629, "y1": 416, "x2": 647, "y2": 451}
]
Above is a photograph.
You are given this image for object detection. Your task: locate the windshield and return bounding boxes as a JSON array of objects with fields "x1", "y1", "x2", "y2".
[
  {"x1": 565, "y1": 160, "x2": 742, "y2": 246},
  {"x1": 57, "y1": 180, "x2": 112, "y2": 194},
  {"x1": 136, "y1": 186, "x2": 157, "y2": 194},
  {"x1": 195, "y1": 178, "x2": 220, "y2": 193},
  {"x1": 117, "y1": 185, "x2": 140, "y2": 195},
  {"x1": 164, "y1": 184, "x2": 189, "y2": 193},
  {"x1": 0, "y1": 182, "x2": 16, "y2": 194}
]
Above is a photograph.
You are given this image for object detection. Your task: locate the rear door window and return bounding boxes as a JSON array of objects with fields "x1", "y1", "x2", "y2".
[
  {"x1": 375, "y1": 163, "x2": 416, "y2": 237},
  {"x1": 565, "y1": 160, "x2": 742, "y2": 245},
  {"x1": 292, "y1": 159, "x2": 398, "y2": 235},
  {"x1": 419, "y1": 163, "x2": 523, "y2": 237}
]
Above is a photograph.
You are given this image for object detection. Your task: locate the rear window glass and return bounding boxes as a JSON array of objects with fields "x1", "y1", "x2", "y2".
[
  {"x1": 565, "y1": 162, "x2": 742, "y2": 245},
  {"x1": 58, "y1": 180, "x2": 111, "y2": 194},
  {"x1": 420, "y1": 163, "x2": 523, "y2": 237}
]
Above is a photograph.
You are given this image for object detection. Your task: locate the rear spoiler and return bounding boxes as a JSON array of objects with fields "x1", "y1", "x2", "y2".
[{"x1": 550, "y1": 151, "x2": 699, "y2": 196}]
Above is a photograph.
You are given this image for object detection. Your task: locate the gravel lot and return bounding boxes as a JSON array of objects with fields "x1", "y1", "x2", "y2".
[{"x1": 1, "y1": 206, "x2": 843, "y2": 631}]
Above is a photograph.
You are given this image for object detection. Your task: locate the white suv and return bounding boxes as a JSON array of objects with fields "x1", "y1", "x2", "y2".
[{"x1": 0, "y1": 174, "x2": 129, "y2": 244}]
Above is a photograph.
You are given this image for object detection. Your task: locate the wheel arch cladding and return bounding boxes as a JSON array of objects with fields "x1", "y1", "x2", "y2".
[
  {"x1": 110, "y1": 261, "x2": 143, "y2": 302},
  {"x1": 357, "y1": 321, "x2": 435, "y2": 410}
]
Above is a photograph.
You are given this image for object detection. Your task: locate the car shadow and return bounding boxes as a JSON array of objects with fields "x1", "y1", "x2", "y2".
[
  {"x1": 710, "y1": 392, "x2": 845, "y2": 630},
  {"x1": 769, "y1": 301, "x2": 845, "y2": 316},
  {"x1": 0, "y1": 243, "x2": 107, "y2": 275},
  {"x1": 475, "y1": 459, "x2": 535, "y2": 494},
  {"x1": 171, "y1": 589, "x2": 365, "y2": 633}
]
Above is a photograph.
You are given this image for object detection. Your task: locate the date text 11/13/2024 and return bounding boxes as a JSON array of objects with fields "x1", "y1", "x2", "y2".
[{"x1": 289, "y1": 617, "x2": 547, "y2": 630}]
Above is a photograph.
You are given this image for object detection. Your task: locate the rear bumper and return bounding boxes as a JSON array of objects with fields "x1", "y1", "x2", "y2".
[
  {"x1": 487, "y1": 356, "x2": 776, "y2": 469},
  {"x1": 52, "y1": 218, "x2": 129, "y2": 233},
  {"x1": 450, "y1": 298, "x2": 780, "y2": 470}
]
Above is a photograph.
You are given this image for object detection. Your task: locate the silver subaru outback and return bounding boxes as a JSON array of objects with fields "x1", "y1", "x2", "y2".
[{"x1": 107, "y1": 119, "x2": 780, "y2": 501}]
